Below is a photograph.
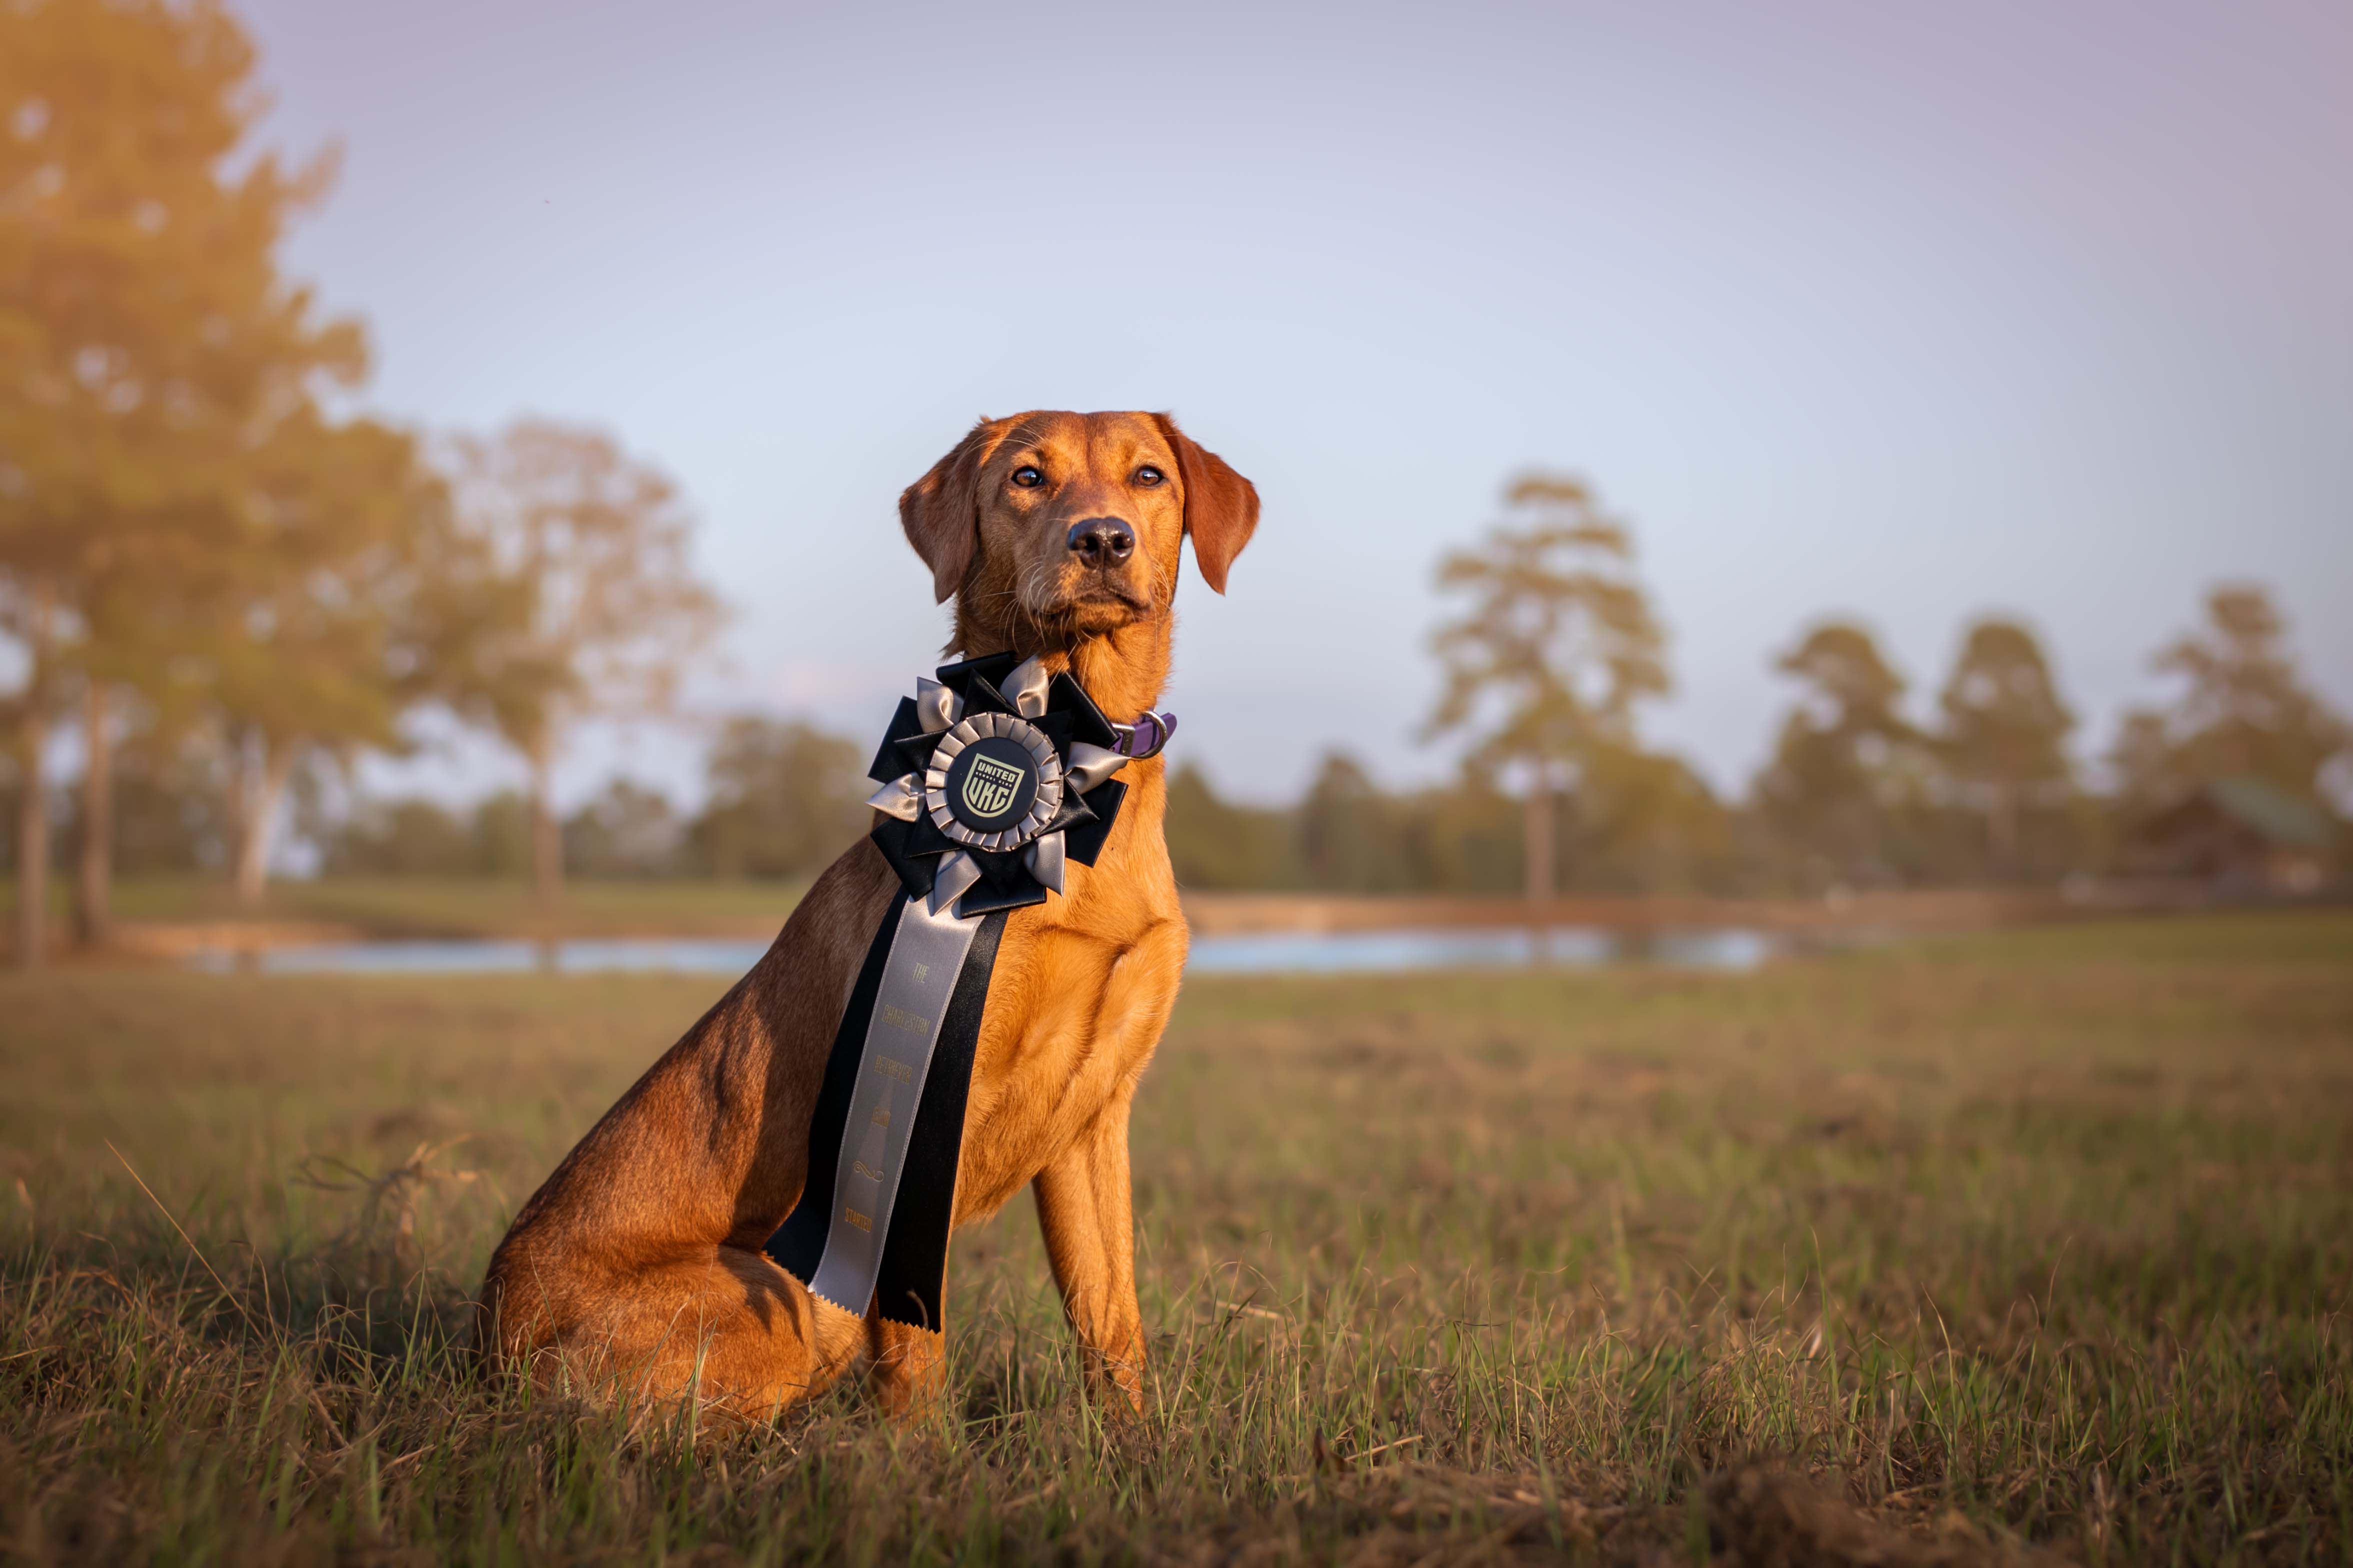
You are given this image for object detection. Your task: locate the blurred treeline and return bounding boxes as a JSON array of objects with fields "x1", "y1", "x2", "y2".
[
  {"x1": 1164, "y1": 580, "x2": 2346, "y2": 897},
  {"x1": 44, "y1": 569, "x2": 2335, "y2": 901},
  {"x1": 313, "y1": 720, "x2": 867, "y2": 883},
  {"x1": 2, "y1": 0, "x2": 2344, "y2": 964},
  {"x1": 291, "y1": 564, "x2": 2343, "y2": 898}
]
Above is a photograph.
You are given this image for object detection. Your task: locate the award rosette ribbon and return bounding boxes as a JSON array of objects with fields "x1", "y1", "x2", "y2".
[{"x1": 764, "y1": 652, "x2": 1174, "y2": 1327}]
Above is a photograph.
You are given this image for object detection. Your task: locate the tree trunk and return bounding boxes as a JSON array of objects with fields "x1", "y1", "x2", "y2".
[
  {"x1": 1523, "y1": 781, "x2": 1554, "y2": 905},
  {"x1": 1988, "y1": 780, "x2": 2019, "y2": 881},
  {"x1": 528, "y1": 730, "x2": 562, "y2": 906},
  {"x1": 234, "y1": 738, "x2": 296, "y2": 906},
  {"x1": 14, "y1": 581, "x2": 54, "y2": 970},
  {"x1": 16, "y1": 706, "x2": 49, "y2": 970},
  {"x1": 75, "y1": 681, "x2": 112, "y2": 947}
]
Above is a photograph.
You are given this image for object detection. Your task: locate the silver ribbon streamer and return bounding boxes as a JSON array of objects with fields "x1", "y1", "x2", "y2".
[{"x1": 802, "y1": 893, "x2": 985, "y2": 1315}]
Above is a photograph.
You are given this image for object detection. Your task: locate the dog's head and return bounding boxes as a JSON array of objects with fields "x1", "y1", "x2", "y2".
[{"x1": 899, "y1": 411, "x2": 1258, "y2": 652}]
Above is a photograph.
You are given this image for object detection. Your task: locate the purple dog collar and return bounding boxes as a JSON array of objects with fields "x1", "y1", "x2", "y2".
[{"x1": 1112, "y1": 710, "x2": 1177, "y2": 760}]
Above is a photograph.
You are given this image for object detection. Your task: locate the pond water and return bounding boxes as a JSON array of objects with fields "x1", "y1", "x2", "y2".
[{"x1": 190, "y1": 925, "x2": 1778, "y2": 977}]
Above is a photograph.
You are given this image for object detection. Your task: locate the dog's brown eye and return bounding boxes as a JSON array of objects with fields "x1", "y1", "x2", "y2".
[
  {"x1": 1010, "y1": 465, "x2": 1044, "y2": 489},
  {"x1": 1134, "y1": 466, "x2": 1165, "y2": 487}
]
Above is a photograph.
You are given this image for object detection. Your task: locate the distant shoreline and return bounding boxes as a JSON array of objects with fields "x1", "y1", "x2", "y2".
[
  {"x1": 1179, "y1": 883, "x2": 2210, "y2": 936},
  {"x1": 64, "y1": 877, "x2": 2249, "y2": 962}
]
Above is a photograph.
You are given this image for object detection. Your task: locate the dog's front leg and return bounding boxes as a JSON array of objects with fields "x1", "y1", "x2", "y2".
[
  {"x1": 862, "y1": 1078, "x2": 1154, "y2": 1420},
  {"x1": 1033, "y1": 1094, "x2": 1148, "y2": 1412},
  {"x1": 1030, "y1": 918, "x2": 1186, "y2": 1414}
]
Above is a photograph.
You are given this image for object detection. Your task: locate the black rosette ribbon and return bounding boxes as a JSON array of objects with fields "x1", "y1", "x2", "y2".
[{"x1": 862, "y1": 651, "x2": 1175, "y2": 919}]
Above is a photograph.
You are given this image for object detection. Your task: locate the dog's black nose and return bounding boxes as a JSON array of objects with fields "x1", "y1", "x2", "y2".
[{"x1": 1066, "y1": 516, "x2": 1136, "y2": 567}]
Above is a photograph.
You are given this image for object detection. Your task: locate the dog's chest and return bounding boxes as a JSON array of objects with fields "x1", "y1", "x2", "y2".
[{"x1": 949, "y1": 909, "x2": 1172, "y2": 1219}]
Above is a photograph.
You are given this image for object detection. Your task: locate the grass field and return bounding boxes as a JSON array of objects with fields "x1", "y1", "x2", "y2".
[{"x1": 2, "y1": 912, "x2": 2348, "y2": 1564}]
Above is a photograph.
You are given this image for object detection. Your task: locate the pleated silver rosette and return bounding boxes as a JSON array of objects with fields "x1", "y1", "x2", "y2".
[{"x1": 923, "y1": 711, "x2": 1064, "y2": 850}]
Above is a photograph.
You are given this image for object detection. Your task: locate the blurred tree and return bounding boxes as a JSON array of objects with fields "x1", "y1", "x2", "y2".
[
  {"x1": 0, "y1": 0, "x2": 364, "y2": 955},
  {"x1": 1172, "y1": 751, "x2": 1724, "y2": 897},
  {"x1": 1936, "y1": 618, "x2": 2076, "y2": 878},
  {"x1": 685, "y1": 715, "x2": 864, "y2": 879},
  {"x1": 1296, "y1": 752, "x2": 1403, "y2": 892},
  {"x1": 106, "y1": 738, "x2": 230, "y2": 873},
  {"x1": 1752, "y1": 621, "x2": 1922, "y2": 888},
  {"x1": 444, "y1": 423, "x2": 722, "y2": 904},
  {"x1": 562, "y1": 778, "x2": 682, "y2": 880},
  {"x1": 2106, "y1": 709, "x2": 2184, "y2": 827},
  {"x1": 2144, "y1": 586, "x2": 2346, "y2": 806},
  {"x1": 1426, "y1": 474, "x2": 1668, "y2": 902},
  {"x1": 48, "y1": 709, "x2": 230, "y2": 876},
  {"x1": 469, "y1": 790, "x2": 532, "y2": 878},
  {"x1": 320, "y1": 789, "x2": 530, "y2": 878},
  {"x1": 322, "y1": 796, "x2": 472, "y2": 877},
  {"x1": 1570, "y1": 746, "x2": 1736, "y2": 894},
  {"x1": 1163, "y1": 761, "x2": 1300, "y2": 890},
  {"x1": 0, "y1": 583, "x2": 58, "y2": 963},
  {"x1": 197, "y1": 414, "x2": 457, "y2": 902},
  {"x1": 1396, "y1": 774, "x2": 1524, "y2": 894}
]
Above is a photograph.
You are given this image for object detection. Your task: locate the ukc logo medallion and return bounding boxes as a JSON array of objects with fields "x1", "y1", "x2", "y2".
[
  {"x1": 940, "y1": 732, "x2": 1042, "y2": 835},
  {"x1": 961, "y1": 753, "x2": 1026, "y2": 819}
]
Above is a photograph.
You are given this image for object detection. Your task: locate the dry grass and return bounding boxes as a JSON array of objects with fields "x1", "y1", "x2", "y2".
[{"x1": 1, "y1": 910, "x2": 2348, "y2": 1564}]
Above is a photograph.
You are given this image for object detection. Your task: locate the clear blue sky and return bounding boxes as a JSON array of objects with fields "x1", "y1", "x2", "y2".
[{"x1": 238, "y1": 0, "x2": 2352, "y2": 809}]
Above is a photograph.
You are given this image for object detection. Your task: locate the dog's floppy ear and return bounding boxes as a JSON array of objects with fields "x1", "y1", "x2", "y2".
[
  {"x1": 1151, "y1": 414, "x2": 1259, "y2": 595},
  {"x1": 899, "y1": 419, "x2": 998, "y2": 604}
]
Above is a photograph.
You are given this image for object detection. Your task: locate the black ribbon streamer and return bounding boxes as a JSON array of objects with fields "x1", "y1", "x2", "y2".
[{"x1": 762, "y1": 897, "x2": 1006, "y2": 1328}]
